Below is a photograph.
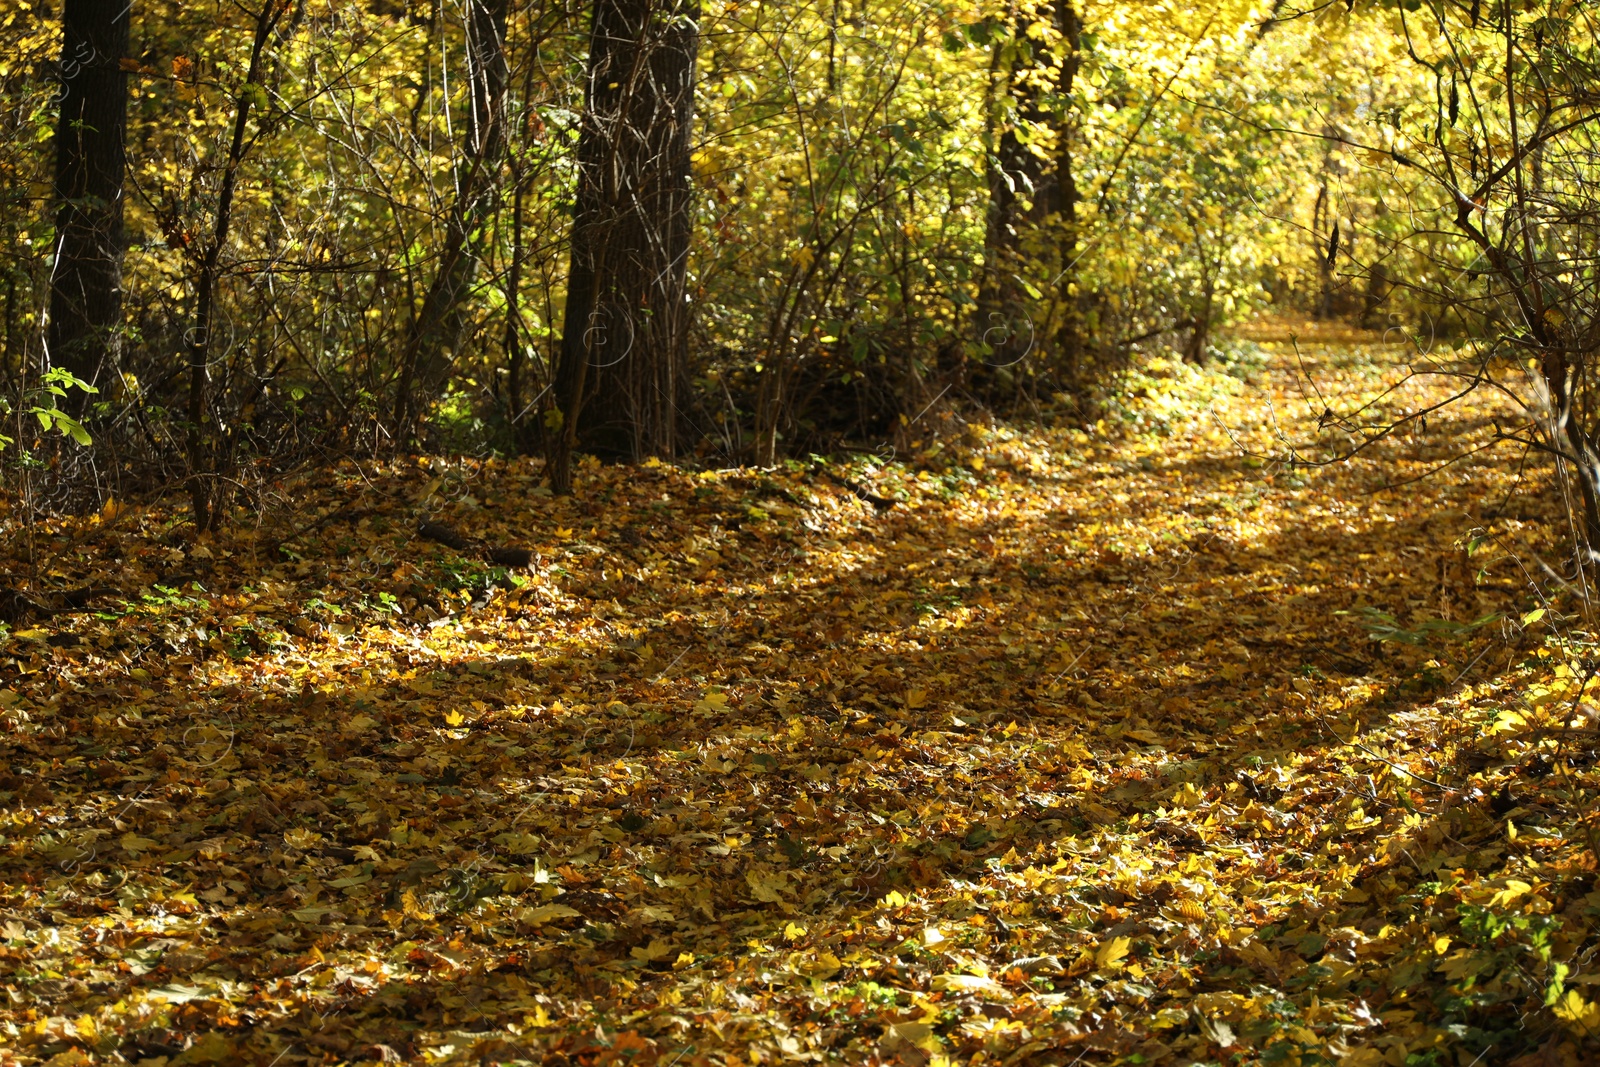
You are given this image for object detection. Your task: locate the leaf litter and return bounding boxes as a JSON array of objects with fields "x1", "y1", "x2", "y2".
[{"x1": 2, "y1": 333, "x2": 1599, "y2": 1065}]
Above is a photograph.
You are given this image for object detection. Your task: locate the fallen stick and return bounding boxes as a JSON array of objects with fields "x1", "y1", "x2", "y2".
[{"x1": 417, "y1": 521, "x2": 534, "y2": 568}]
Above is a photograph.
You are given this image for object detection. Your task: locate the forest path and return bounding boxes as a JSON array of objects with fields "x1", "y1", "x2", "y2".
[{"x1": 0, "y1": 335, "x2": 1577, "y2": 1066}]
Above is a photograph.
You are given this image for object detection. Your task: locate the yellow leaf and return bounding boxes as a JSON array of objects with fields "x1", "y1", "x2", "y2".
[
  {"x1": 783, "y1": 922, "x2": 807, "y2": 941},
  {"x1": 401, "y1": 889, "x2": 435, "y2": 921},
  {"x1": 630, "y1": 937, "x2": 676, "y2": 962},
  {"x1": 1488, "y1": 879, "x2": 1531, "y2": 908},
  {"x1": 173, "y1": 1030, "x2": 236, "y2": 1064},
  {"x1": 283, "y1": 828, "x2": 322, "y2": 850},
  {"x1": 516, "y1": 904, "x2": 581, "y2": 925},
  {"x1": 1523, "y1": 608, "x2": 1546, "y2": 626},
  {"x1": 696, "y1": 690, "x2": 729, "y2": 713},
  {"x1": 1553, "y1": 989, "x2": 1600, "y2": 1037},
  {"x1": 805, "y1": 951, "x2": 842, "y2": 978},
  {"x1": 120, "y1": 833, "x2": 159, "y2": 854},
  {"x1": 443, "y1": 709, "x2": 465, "y2": 726},
  {"x1": 883, "y1": 1020, "x2": 937, "y2": 1052},
  {"x1": 1095, "y1": 936, "x2": 1131, "y2": 971},
  {"x1": 746, "y1": 867, "x2": 792, "y2": 903},
  {"x1": 342, "y1": 714, "x2": 377, "y2": 735}
]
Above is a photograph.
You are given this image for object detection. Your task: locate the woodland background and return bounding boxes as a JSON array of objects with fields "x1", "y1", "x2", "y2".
[
  {"x1": 6, "y1": 0, "x2": 1592, "y2": 522},
  {"x1": 3, "y1": 2, "x2": 1600, "y2": 1066}
]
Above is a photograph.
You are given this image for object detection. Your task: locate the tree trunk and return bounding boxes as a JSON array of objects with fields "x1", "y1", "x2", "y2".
[
  {"x1": 976, "y1": 3, "x2": 1080, "y2": 385},
  {"x1": 1185, "y1": 268, "x2": 1214, "y2": 365},
  {"x1": 502, "y1": 180, "x2": 540, "y2": 455},
  {"x1": 47, "y1": 0, "x2": 130, "y2": 409},
  {"x1": 1360, "y1": 201, "x2": 1391, "y2": 328},
  {"x1": 1050, "y1": 1, "x2": 1083, "y2": 383},
  {"x1": 547, "y1": 0, "x2": 698, "y2": 494},
  {"x1": 392, "y1": 0, "x2": 511, "y2": 441},
  {"x1": 976, "y1": 2, "x2": 1048, "y2": 371},
  {"x1": 186, "y1": 0, "x2": 287, "y2": 533},
  {"x1": 1312, "y1": 172, "x2": 1335, "y2": 319}
]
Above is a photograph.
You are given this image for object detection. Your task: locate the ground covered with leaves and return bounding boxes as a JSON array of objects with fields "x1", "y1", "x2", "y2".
[{"x1": 3, "y1": 330, "x2": 1600, "y2": 1066}]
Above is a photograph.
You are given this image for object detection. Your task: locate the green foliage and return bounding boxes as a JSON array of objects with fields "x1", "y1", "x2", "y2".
[
  {"x1": 0, "y1": 0, "x2": 1469, "y2": 468},
  {"x1": 1345, "y1": 606, "x2": 1501, "y2": 646},
  {"x1": 0, "y1": 368, "x2": 97, "y2": 450}
]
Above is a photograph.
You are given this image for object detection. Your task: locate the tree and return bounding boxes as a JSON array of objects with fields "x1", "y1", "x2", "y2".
[
  {"x1": 546, "y1": 0, "x2": 699, "y2": 495},
  {"x1": 391, "y1": 0, "x2": 512, "y2": 442},
  {"x1": 1047, "y1": 1, "x2": 1082, "y2": 380},
  {"x1": 977, "y1": 3, "x2": 1051, "y2": 375},
  {"x1": 975, "y1": 2, "x2": 1080, "y2": 391},
  {"x1": 183, "y1": 0, "x2": 291, "y2": 532},
  {"x1": 46, "y1": 0, "x2": 130, "y2": 410}
]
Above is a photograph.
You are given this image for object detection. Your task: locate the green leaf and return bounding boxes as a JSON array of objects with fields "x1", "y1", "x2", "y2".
[{"x1": 53, "y1": 413, "x2": 91, "y2": 446}]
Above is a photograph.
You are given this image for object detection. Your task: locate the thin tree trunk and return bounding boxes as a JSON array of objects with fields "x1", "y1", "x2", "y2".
[
  {"x1": 1186, "y1": 264, "x2": 1214, "y2": 365},
  {"x1": 186, "y1": 0, "x2": 286, "y2": 532},
  {"x1": 47, "y1": 0, "x2": 130, "y2": 409},
  {"x1": 393, "y1": 0, "x2": 511, "y2": 441},
  {"x1": 548, "y1": 0, "x2": 699, "y2": 494},
  {"x1": 1312, "y1": 164, "x2": 1335, "y2": 319},
  {"x1": 1051, "y1": 1, "x2": 1083, "y2": 383},
  {"x1": 503, "y1": 179, "x2": 542, "y2": 455}
]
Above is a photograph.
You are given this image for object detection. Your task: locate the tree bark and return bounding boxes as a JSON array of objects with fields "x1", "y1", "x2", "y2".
[
  {"x1": 47, "y1": 0, "x2": 130, "y2": 409},
  {"x1": 1050, "y1": 1, "x2": 1083, "y2": 383},
  {"x1": 977, "y1": 3, "x2": 1047, "y2": 371},
  {"x1": 976, "y1": 3, "x2": 1080, "y2": 383},
  {"x1": 547, "y1": 0, "x2": 698, "y2": 494},
  {"x1": 393, "y1": 0, "x2": 512, "y2": 441},
  {"x1": 1185, "y1": 269, "x2": 1213, "y2": 365}
]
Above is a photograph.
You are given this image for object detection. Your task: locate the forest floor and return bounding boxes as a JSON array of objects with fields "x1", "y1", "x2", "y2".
[{"x1": 3, "y1": 327, "x2": 1600, "y2": 1066}]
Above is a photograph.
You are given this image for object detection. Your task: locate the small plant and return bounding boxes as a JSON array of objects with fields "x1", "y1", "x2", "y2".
[
  {"x1": 1, "y1": 368, "x2": 97, "y2": 450},
  {"x1": 1342, "y1": 606, "x2": 1501, "y2": 647}
]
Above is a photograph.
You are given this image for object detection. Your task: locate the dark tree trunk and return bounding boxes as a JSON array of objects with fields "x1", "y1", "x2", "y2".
[
  {"x1": 976, "y1": 2, "x2": 1080, "y2": 382},
  {"x1": 1185, "y1": 268, "x2": 1214, "y2": 365},
  {"x1": 393, "y1": 0, "x2": 512, "y2": 440},
  {"x1": 1361, "y1": 201, "x2": 1391, "y2": 328},
  {"x1": 1050, "y1": 1, "x2": 1083, "y2": 382},
  {"x1": 47, "y1": 0, "x2": 130, "y2": 408},
  {"x1": 977, "y1": 2, "x2": 1048, "y2": 371},
  {"x1": 503, "y1": 180, "x2": 539, "y2": 455},
  {"x1": 547, "y1": 0, "x2": 699, "y2": 495},
  {"x1": 1312, "y1": 170, "x2": 1336, "y2": 319},
  {"x1": 1361, "y1": 260, "x2": 1390, "y2": 327}
]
